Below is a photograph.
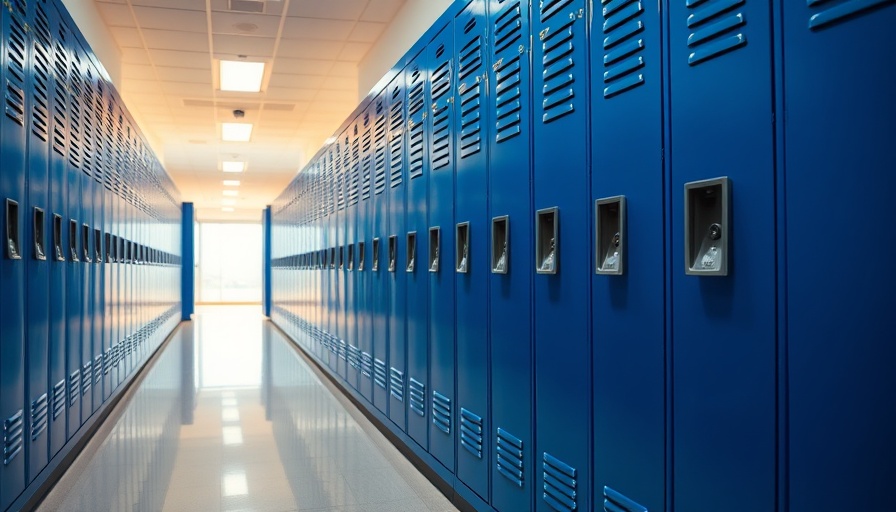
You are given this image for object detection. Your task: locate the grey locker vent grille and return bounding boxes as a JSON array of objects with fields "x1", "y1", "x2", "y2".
[
  {"x1": 496, "y1": 427, "x2": 525, "y2": 487},
  {"x1": 361, "y1": 352, "x2": 373, "y2": 378},
  {"x1": 3, "y1": 410, "x2": 24, "y2": 465},
  {"x1": 374, "y1": 358, "x2": 387, "y2": 388},
  {"x1": 430, "y1": 58, "x2": 452, "y2": 171},
  {"x1": 348, "y1": 345, "x2": 361, "y2": 370},
  {"x1": 458, "y1": 29, "x2": 484, "y2": 159},
  {"x1": 103, "y1": 349, "x2": 111, "y2": 375},
  {"x1": 69, "y1": 370, "x2": 81, "y2": 405},
  {"x1": 540, "y1": 14, "x2": 577, "y2": 123},
  {"x1": 460, "y1": 408, "x2": 484, "y2": 459},
  {"x1": 5, "y1": 16, "x2": 27, "y2": 126},
  {"x1": 409, "y1": 378, "x2": 426, "y2": 416},
  {"x1": 389, "y1": 85, "x2": 405, "y2": 187},
  {"x1": 338, "y1": 339, "x2": 347, "y2": 361},
  {"x1": 543, "y1": 452, "x2": 577, "y2": 511},
  {"x1": 93, "y1": 355, "x2": 103, "y2": 384},
  {"x1": 602, "y1": 0, "x2": 647, "y2": 97},
  {"x1": 807, "y1": 0, "x2": 892, "y2": 29},
  {"x1": 493, "y1": 2, "x2": 524, "y2": 142},
  {"x1": 432, "y1": 391, "x2": 451, "y2": 434},
  {"x1": 390, "y1": 368, "x2": 404, "y2": 401},
  {"x1": 52, "y1": 380, "x2": 66, "y2": 420},
  {"x1": 541, "y1": 0, "x2": 574, "y2": 21},
  {"x1": 31, "y1": 39, "x2": 51, "y2": 142},
  {"x1": 31, "y1": 393, "x2": 49, "y2": 441},
  {"x1": 686, "y1": 0, "x2": 748, "y2": 66},
  {"x1": 603, "y1": 486, "x2": 647, "y2": 512}
]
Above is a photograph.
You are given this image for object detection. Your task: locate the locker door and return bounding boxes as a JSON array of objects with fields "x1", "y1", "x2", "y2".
[
  {"x1": 590, "y1": 0, "x2": 664, "y2": 510},
  {"x1": 453, "y1": 0, "x2": 489, "y2": 501},
  {"x1": 405, "y1": 56, "x2": 430, "y2": 449},
  {"x1": 370, "y1": 96, "x2": 390, "y2": 413},
  {"x1": 44, "y1": 2, "x2": 67, "y2": 458},
  {"x1": 0, "y1": 2, "x2": 29, "y2": 507},
  {"x1": 427, "y1": 24, "x2": 456, "y2": 470},
  {"x1": 358, "y1": 113, "x2": 375, "y2": 402},
  {"x1": 337, "y1": 133, "x2": 350, "y2": 381},
  {"x1": 91, "y1": 120, "x2": 104, "y2": 413},
  {"x1": 25, "y1": 0, "x2": 52, "y2": 481},
  {"x1": 781, "y1": 3, "x2": 896, "y2": 511},
  {"x1": 531, "y1": 0, "x2": 592, "y2": 510},
  {"x1": 386, "y1": 74, "x2": 408, "y2": 431},
  {"x1": 345, "y1": 124, "x2": 361, "y2": 391},
  {"x1": 668, "y1": 0, "x2": 777, "y2": 509},
  {"x1": 328, "y1": 145, "x2": 341, "y2": 372},
  {"x1": 488, "y1": 0, "x2": 533, "y2": 509}
]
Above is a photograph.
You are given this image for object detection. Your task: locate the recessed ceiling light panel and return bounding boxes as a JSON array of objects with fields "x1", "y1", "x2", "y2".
[
  {"x1": 220, "y1": 60, "x2": 265, "y2": 92},
  {"x1": 222, "y1": 123, "x2": 253, "y2": 142},
  {"x1": 223, "y1": 190, "x2": 239, "y2": 197},
  {"x1": 223, "y1": 180, "x2": 240, "y2": 186},
  {"x1": 222, "y1": 161, "x2": 245, "y2": 173}
]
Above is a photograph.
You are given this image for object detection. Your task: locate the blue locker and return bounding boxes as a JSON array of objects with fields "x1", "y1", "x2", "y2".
[
  {"x1": 385, "y1": 73, "x2": 408, "y2": 431},
  {"x1": 453, "y1": 0, "x2": 489, "y2": 501},
  {"x1": 345, "y1": 122, "x2": 361, "y2": 392},
  {"x1": 369, "y1": 95, "x2": 390, "y2": 413},
  {"x1": 590, "y1": 0, "x2": 664, "y2": 510},
  {"x1": 487, "y1": 0, "x2": 533, "y2": 509},
  {"x1": 405, "y1": 56, "x2": 431, "y2": 449},
  {"x1": 91, "y1": 123, "x2": 104, "y2": 415},
  {"x1": 25, "y1": 0, "x2": 52, "y2": 480},
  {"x1": 336, "y1": 132, "x2": 350, "y2": 381},
  {"x1": 45, "y1": 1, "x2": 68, "y2": 457},
  {"x1": 668, "y1": 0, "x2": 777, "y2": 509},
  {"x1": 327, "y1": 145, "x2": 341, "y2": 373},
  {"x1": 780, "y1": 3, "x2": 895, "y2": 510},
  {"x1": 356, "y1": 113, "x2": 374, "y2": 401},
  {"x1": 531, "y1": 0, "x2": 592, "y2": 510},
  {"x1": 427, "y1": 23, "x2": 456, "y2": 471},
  {"x1": 0, "y1": 2, "x2": 29, "y2": 507}
]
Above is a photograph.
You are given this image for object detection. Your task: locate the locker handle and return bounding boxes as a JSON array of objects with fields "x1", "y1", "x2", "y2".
[
  {"x1": 428, "y1": 227, "x2": 440, "y2": 273},
  {"x1": 33, "y1": 207, "x2": 46, "y2": 261},
  {"x1": 595, "y1": 196, "x2": 625, "y2": 275},
  {"x1": 406, "y1": 232, "x2": 416, "y2": 273},
  {"x1": 388, "y1": 235, "x2": 397, "y2": 272},
  {"x1": 357, "y1": 241, "x2": 365, "y2": 271},
  {"x1": 53, "y1": 214, "x2": 65, "y2": 262},
  {"x1": 456, "y1": 222, "x2": 470, "y2": 273},
  {"x1": 535, "y1": 207, "x2": 558, "y2": 274},
  {"x1": 684, "y1": 177, "x2": 729, "y2": 276},
  {"x1": 69, "y1": 220, "x2": 79, "y2": 262},
  {"x1": 5, "y1": 199, "x2": 21, "y2": 260},
  {"x1": 491, "y1": 216, "x2": 509, "y2": 274}
]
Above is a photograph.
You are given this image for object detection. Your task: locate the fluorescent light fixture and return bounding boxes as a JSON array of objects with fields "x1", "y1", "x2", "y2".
[
  {"x1": 220, "y1": 60, "x2": 265, "y2": 92},
  {"x1": 223, "y1": 180, "x2": 240, "y2": 186},
  {"x1": 222, "y1": 207, "x2": 235, "y2": 212},
  {"x1": 223, "y1": 190, "x2": 239, "y2": 197},
  {"x1": 222, "y1": 123, "x2": 253, "y2": 142},
  {"x1": 222, "y1": 161, "x2": 245, "y2": 173},
  {"x1": 221, "y1": 199, "x2": 236, "y2": 206}
]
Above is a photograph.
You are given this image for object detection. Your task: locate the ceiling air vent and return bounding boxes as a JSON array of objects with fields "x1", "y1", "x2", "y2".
[{"x1": 229, "y1": 0, "x2": 265, "y2": 14}]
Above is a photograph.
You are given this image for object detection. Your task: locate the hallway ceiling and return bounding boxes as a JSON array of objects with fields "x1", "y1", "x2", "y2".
[{"x1": 93, "y1": 0, "x2": 406, "y2": 221}]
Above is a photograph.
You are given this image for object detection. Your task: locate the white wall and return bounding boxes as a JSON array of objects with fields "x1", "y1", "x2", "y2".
[
  {"x1": 357, "y1": 0, "x2": 454, "y2": 101},
  {"x1": 60, "y1": 0, "x2": 122, "y2": 86}
]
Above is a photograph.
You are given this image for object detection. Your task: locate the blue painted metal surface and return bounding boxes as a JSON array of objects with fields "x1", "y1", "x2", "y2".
[
  {"x1": 263, "y1": 206, "x2": 271, "y2": 317},
  {"x1": 181, "y1": 202, "x2": 194, "y2": 321},
  {"x1": 370, "y1": 94, "x2": 390, "y2": 414}
]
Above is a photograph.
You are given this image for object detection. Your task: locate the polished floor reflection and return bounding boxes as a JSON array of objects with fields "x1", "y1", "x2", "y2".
[{"x1": 39, "y1": 306, "x2": 458, "y2": 512}]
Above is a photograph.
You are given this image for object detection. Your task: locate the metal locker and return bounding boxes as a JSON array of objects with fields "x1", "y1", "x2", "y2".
[
  {"x1": 385, "y1": 73, "x2": 408, "y2": 432},
  {"x1": 668, "y1": 0, "x2": 777, "y2": 509},
  {"x1": 780, "y1": 3, "x2": 896, "y2": 510},
  {"x1": 370, "y1": 95, "x2": 390, "y2": 413},
  {"x1": 487, "y1": 0, "x2": 533, "y2": 509},
  {"x1": 358, "y1": 111, "x2": 376, "y2": 403},
  {"x1": 531, "y1": 0, "x2": 592, "y2": 510},
  {"x1": 426, "y1": 23, "x2": 456, "y2": 471},
  {"x1": 90, "y1": 110, "x2": 104, "y2": 414},
  {"x1": 453, "y1": 0, "x2": 489, "y2": 501},
  {"x1": 345, "y1": 122, "x2": 361, "y2": 392},
  {"x1": 25, "y1": 0, "x2": 52, "y2": 480},
  {"x1": 590, "y1": 0, "x2": 665, "y2": 510},
  {"x1": 327, "y1": 145, "x2": 341, "y2": 373},
  {"x1": 405, "y1": 55, "x2": 431, "y2": 450},
  {"x1": 0, "y1": 1, "x2": 29, "y2": 506},
  {"x1": 335, "y1": 133, "x2": 349, "y2": 381}
]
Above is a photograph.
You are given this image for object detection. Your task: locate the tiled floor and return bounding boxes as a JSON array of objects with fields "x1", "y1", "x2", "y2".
[{"x1": 39, "y1": 306, "x2": 458, "y2": 512}]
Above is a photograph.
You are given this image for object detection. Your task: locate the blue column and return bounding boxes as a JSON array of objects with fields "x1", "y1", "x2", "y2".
[
  {"x1": 263, "y1": 206, "x2": 272, "y2": 317},
  {"x1": 181, "y1": 203, "x2": 194, "y2": 321}
]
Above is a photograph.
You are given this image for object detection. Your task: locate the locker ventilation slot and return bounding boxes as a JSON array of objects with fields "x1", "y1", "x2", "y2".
[
  {"x1": 460, "y1": 408, "x2": 484, "y2": 459},
  {"x1": 374, "y1": 102, "x2": 388, "y2": 194},
  {"x1": 361, "y1": 352, "x2": 373, "y2": 378},
  {"x1": 389, "y1": 85, "x2": 404, "y2": 187},
  {"x1": 540, "y1": 11, "x2": 577, "y2": 123},
  {"x1": 31, "y1": 393, "x2": 49, "y2": 440},
  {"x1": 458, "y1": 27, "x2": 484, "y2": 158},
  {"x1": 390, "y1": 368, "x2": 404, "y2": 401},
  {"x1": 493, "y1": 1, "x2": 524, "y2": 142},
  {"x1": 807, "y1": 0, "x2": 893, "y2": 29},
  {"x1": 69, "y1": 370, "x2": 81, "y2": 405},
  {"x1": 5, "y1": 16, "x2": 26, "y2": 126},
  {"x1": 31, "y1": 37, "x2": 51, "y2": 142},
  {"x1": 338, "y1": 340, "x2": 347, "y2": 361},
  {"x1": 374, "y1": 358, "x2": 387, "y2": 389},
  {"x1": 601, "y1": 0, "x2": 647, "y2": 97},
  {"x1": 496, "y1": 428, "x2": 525, "y2": 487},
  {"x1": 94, "y1": 355, "x2": 103, "y2": 384},
  {"x1": 686, "y1": 0, "x2": 748, "y2": 65},
  {"x1": 3, "y1": 410, "x2": 24, "y2": 465},
  {"x1": 603, "y1": 486, "x2": 647, "y2": 512},
  {"x1": 52, "y1": 380, "x2": 66, "y2": 419},
  {"x1": 432, "y1": 391, "x2": 451, "y2": 434},
  {"x1": 430, "y1": 57, "x2": 452, "y2": 171},
  {"x1": 541, "y1": 0, "x2": 574, "y2": 22},
  {"x1": 348, "y1": 344, "x2": 361, "y2": 370},
  {"x1": 409, "y1": 378, "x2": 426, "y2": 416},
  {"x1": 543, "y1": 452, "x2": 577, "y2": 511},
  {"x1": 361, "y1": 131, "x2": 372, "y2": 201}
]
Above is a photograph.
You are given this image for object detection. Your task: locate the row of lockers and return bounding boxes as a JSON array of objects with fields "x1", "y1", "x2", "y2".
[
  {"x1": 0, "y1": 0, "x2": 183, "y2": 509},
  {"x1": 269, "y1": 0, "x2": 895, "y2": 511}
]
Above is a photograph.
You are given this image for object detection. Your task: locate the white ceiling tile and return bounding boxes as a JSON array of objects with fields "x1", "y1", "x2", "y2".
[
  {"x1": 264, "y1": 87, "x2": 319, "y2": 101},
  {"x1": 120, "y1": 47, "x2": 151, "y2": 65},
  {"x1": 268, "y1": 73, "x2": 327, "y2": 89},
  {"x1": 212, "y1": 34, "x2": 276, "y2": 58},
  {"x1": 96, "y1": 3, "x2": 134, "y2": 27},
  {"x1": 329, "y1": 61, "x2": 359, "y2": 77},
  {"x1": 347, "y1": 22, "x2": 386, "y2": 43},
  {"x1": 109, "y1": 26, "x2": 143, "y2": 48},
  {"x1": 141, "y1": 29, "x2": 210, "y2": 52},
  {"x1": 148, "y1": 50, "x2": 212, "y2": 69},
  {"x1": 281, "y1": 18, "x2": 355, "y2": 41},
  {"x1": 277, "y1": 40, "x2": 344, "y2": 60},
  {"x1": 287, "y1": 0, "x2": 369, "y2": 20},
  {"x1": 122, "y1": 93, "x2": 169, "y2": 106},
  {"x1": 211, "y1": 12, "x2": 281, "y2": 38},
  {"x1": 122, "y1": 79, "x2": 161, "y2": 94},
  {"x1": 337, "y1": 42, "x2": 372, "y2": 61},
  {"x1": 360, "y1": 0, "x2": 405, "y2": 22},
  {"x1": 154, "y1": 66, "x2": 213, "y2": 84},
  {"x1": 121, "y1": 64, "x2": 155, "y2": 80},
  {"x1": 131, "y1": 6, "x2": 208, "y2": 33},
  {"x1": 321, "y1": 75, "x2": 357, "y2": 91},
  {"x1": 131, "y1": 0, "x2": 207, "y2": 11},
  {"x1": 161, "y1": 81, "x2": 214, "y2": 97},
  {"x1": 272, "y1": 58, "x2": 332, "y2": 76}
]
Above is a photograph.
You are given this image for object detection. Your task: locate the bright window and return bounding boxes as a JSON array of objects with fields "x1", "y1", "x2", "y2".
[{"x1": 198, "y1": 223, "x2": 262, "y2": 303}]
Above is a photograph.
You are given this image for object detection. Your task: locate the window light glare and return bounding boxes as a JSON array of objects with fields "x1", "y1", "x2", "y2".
[
  {"x1": 220, "y1": 60, "x2": 265, "y2": 93},
  {"x1": 221, "y1": 123, "x2": 253, "y2": 142},
  {"x1": 222, "y1": 207, "x2": 235, "y2": 212},
  {"x1": 221, "y1": 199, "x2": 236, "y2": 206},
  {"x1": 223, "y1": 190, "x2": 239, "y2": 197},
  {"x1": 222, "y1": 161, "x2": 245, "y2": 173},
  {"x1": 223, "y1": 180, "x2": 241, "y2": 186}
]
